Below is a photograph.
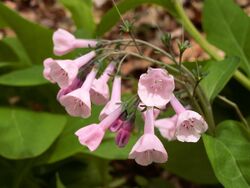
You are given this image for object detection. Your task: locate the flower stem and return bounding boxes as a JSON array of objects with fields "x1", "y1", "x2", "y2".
[{"x1": 173, "y1": 0, "x2": 250, "y2": 90}]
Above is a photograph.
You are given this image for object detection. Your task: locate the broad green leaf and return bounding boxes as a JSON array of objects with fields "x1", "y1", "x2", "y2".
[
  {"x1": 0, "y1": 39, "x2": 19, "y2": 62},
  {"x1": 96, "y1": 0, "x2": 177, "y2": 36},
  {"x1": 59, "y1": 0, "x2": 95, "y2": 37},
  {"x1": 0, "y1": 2, "x2": 53, "y2": 64},
  {"x1": 164, "y1": 140, "x2": 218, "y2": 184},
  {"x1": 203, "y1": 120, "x2": 250, "y2": 187},
  {"x1": 0, "y1": 65, "x2": 48, "y2": 86},
  {"x1": 3, "y1": 37, "x2": 32, "y2": 65},
  {"x1": 200, "y1": 57, "x2": 240, "y2": 101},
  {"x1": 0, "y1": 108, "x2": 66, "y2": 159},
  {"x1": 203, "y1": 0, "x2": 250, "y2": 77}
]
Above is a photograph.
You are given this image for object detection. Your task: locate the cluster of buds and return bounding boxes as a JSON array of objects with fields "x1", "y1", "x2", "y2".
[{"x1": 43, "y1": 29, "x2": 208, "y2": 166}]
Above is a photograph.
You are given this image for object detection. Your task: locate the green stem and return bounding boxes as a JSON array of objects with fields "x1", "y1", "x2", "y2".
[{"x1": 173, "y1": 0, "x2": 250, "y2": 90}]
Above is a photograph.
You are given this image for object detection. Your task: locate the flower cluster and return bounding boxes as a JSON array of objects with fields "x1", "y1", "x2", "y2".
[{"x1": 43, "y1": 29, "x2": 208, "y2": 166}]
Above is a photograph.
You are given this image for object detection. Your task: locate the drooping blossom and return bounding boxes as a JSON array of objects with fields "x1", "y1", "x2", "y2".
[
  {"x1": 60, "y1": 68, "x2": 97, "y2": 118},
  {"x1": 138, "y1": 68, "x2": 175, "y2": 108},
  {"x1": 47, "y1": 51, "x2": 95, "y2": 88},
  {"x1": 90, "y1": 62, "x2": 116, "y2": 105},
  {"x1": 170, "y1": 95, "x2": 208, "y2": 142},
  {"x1": 53, "y1": 29, "x2": 97, "y2": 56},
  {"x1": 43, "y1": 58, "x2": 55, "y2": 83},
  {"x1": 129, "y1": 107, "x2": 168, "y2": 166},
  {"x1": 155, "y1": 115, "x2": 177, "y2": 141},
  {"x1": 99, "y1": 76, "x2": 121, "y2": 120},
  {"x1": 75, "y1": 106, "x2": 122, "y2": 151},
  {"x1": 115, "y1": 117, "x2": 134, "y2": 148}
]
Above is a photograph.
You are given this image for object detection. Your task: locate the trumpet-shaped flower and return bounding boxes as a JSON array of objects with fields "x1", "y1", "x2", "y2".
[
  {"x1": 60, "y1": 68, "x2": 97, "y2": 118},
  {"x1": 90, "y1": 62, "x2": 116, "y2": 105},
  {"x1": 170, "y1": 95, "x2": 208, "y2": 142},
  {"x1": 99, "y1": 76, "x2": 121, "y2": 120},
  {"x1": 129, "y1": 107, "x2": 168, "y2": 166},
  {"x1": 155, "y1": 115, "x2": 177, "y2": 141},
  {"x1": 53, "y1": 29, "x2": 97, "y2": 56},
  {"x1": 138, "y1": 68, "x2": 175, "y2": 108},
  {"x1": 75, "y1": 106, "x2": 122, "y2": 151},
  {"x1": 48, "y1": 51, "x2": 95, "y2": 88}
]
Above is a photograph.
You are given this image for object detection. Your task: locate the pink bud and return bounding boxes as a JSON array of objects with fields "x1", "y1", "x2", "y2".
[
  {"x1": 115, "y1": 119, "x2": 133, "y2": 148},
  {"x1": 53, "y1": 29, "x2": 97, "y2": 56}
]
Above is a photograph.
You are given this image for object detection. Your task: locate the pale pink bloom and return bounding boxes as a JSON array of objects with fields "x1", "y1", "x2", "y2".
[
  {"x1": 129, "y1": 108, "x2": 168, "y2": 166},
  {"x1": 99, "y1": 76, "x2": 121, "y2": 120},
  {"x1": 49, "y1": 51, "x2": 95, "y2": 88},
  {"x1": 90, "y1": 62, "x2": 116, "y2": 105},
  {"x1": 60, "y1": 68, "x2": 97, "y2": 118},
  {"x1": 138, "y1": 68, "x2": 175, "y2": 108},
  {"x1": 43, "y1": 58, "x2": 55, "y2": 83},
  {"x1": 155, "y1": 115, "x2": 177, "y2": 141},
  {"x1": 53, "y1": 29, "x2": 97, "y2": 56},
  {"x1": 75, "y1": 106, "x2": 122, "y2": 151},
  {"x1": 170, "y1": 95, "x2": 208, "y2": 142}
]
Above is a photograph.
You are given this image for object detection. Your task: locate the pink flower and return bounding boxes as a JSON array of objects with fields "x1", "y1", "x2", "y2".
[
  {"x1": 129, "y1": 107, "x2": 168, "y2": 166},
  {"x1": 75, "y1": 106, "x2": 122, "y2": 151},
  {"x1": 53, "y1": 29, "x2": 97, "y2": 56},
  {"x1": 138, "y1": 68, "x2": 175, "y2": 108},
  {"x1": 43, "y1": 58, "x2": 55, "y2": 83},
  {"x1": 60, "y1": 68, "x2": 97, "y2": 118},
  {"x1": 155, "y1": 115, "x2": 177, "y2": 141},
  {"x1": 170, "y1": 95, "x2": 208, "y2": 142},
  {"x1": 99, "y1": 76, "x2": 121, "y2": 120},
  {"x1": 90, "y1": 62, "x2": 116, "y2": 105},
  {"x1": 48, "y1": 51, "x2": 95, "y2": 88}
]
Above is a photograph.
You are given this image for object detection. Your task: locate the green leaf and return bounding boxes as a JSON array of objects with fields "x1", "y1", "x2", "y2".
[
  {"x1": 0, "y1": 108, "x2": 66, "y2": 159},
  {"x1": 203, "y1": 120, "x2": 250, "y2": 187},
  {"x1": 200, "y1": 57, "x2": 240, "y2": 101},
  {"x1": 0, "y1": 65, "x2": 48, "y2": 86},
  {"x1": 164, "y1": 140, "x2": 218, "y2": 184},
  {"x1": 96, "y1": 0, "x2": 177, "y2": 36},
  {"x1": 0, "y1": 2, "x2": 53, "y2": 64},
  {"x1": 0, "y1": 39, "x2": 19, "y2": 62},
  {"x1": 2, "y1": 37, "x2": 32, "y2": 65},
  {"x1": 59, "y1": 0, "x2": 95, "y2": 37},
  {"x1": 203, "y1": 0, "x2": 250, "y2": 77}
]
